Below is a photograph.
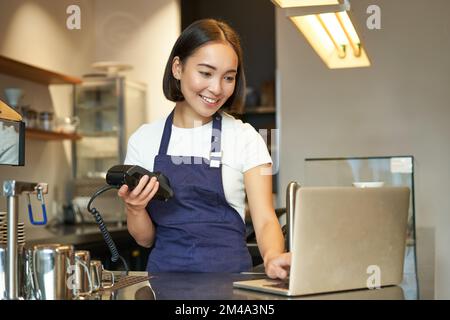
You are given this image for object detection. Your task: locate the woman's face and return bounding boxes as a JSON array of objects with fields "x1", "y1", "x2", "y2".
[{"x1": 173, "y1": 41, "x2": 238, "y2": 118}]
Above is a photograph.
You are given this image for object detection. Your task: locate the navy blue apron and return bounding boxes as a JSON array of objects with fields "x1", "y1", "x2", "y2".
[{"x1": 146, "y1": 109, "x2": 252, "y2": 273}]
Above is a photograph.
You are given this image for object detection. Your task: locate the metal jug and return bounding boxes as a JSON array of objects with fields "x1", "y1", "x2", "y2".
[
  {"x1": 0, "y1": 244, "x2": 26, "y2": 300},
  {"x1": 90, "y1": 259, "x2": 115, "y2": 292},
  {"x1": 73, "y1": 250, "x2": 93, "y2": 298},
  {"x1": 29, "y1": 244, "x2": 74, "y2": 300}
]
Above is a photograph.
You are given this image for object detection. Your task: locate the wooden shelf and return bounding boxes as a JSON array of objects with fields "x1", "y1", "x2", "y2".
[
  {"x1": 76, "y1": 105, "x2": 117, "y2": 112},
  {"x1": 79, "y1": 130, "x2": 119, "y2": 137},
  {"x1": 26, "y1": 128, "x2": 82, "y2": 141},
  {"x1": 0, "y1": 55, "x2": 82, "y2": 85}
]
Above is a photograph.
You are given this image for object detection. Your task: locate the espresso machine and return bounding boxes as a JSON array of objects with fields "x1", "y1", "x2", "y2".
[
  {"x1": 0, "y1": 99, "x2": 49, "y2": 299},
  {"x1": 1, "y1": 100, "x2": 157, "y2": 300}
]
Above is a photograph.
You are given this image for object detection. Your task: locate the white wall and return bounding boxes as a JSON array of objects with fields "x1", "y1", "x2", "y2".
[
  {"x1": 0, "y1": 0, "x2": 95, "y2": 77},
  {"x1": 0, "y1": 0, "x2": 96, "y2": 224},
  {"x1": 0, "y1": 0, "x2": 181, "y2": 122},
  {"x1": 276, "y1": 0, "x2": 450, "y2": 298},
  {"x1": 0, "y1": 0, "x2": 180, "y2": 223},
  {"x1": 94, "y1": 0, "x2": 180, "y2": 123}
]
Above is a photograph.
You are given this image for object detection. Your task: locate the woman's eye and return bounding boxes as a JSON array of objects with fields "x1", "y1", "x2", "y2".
[
  {"x1": 199, "y1": 71, "x2": 211, "y2": 77},
  {"x1": 224, "y1": 76, "x2": 235, "y2": 82}
]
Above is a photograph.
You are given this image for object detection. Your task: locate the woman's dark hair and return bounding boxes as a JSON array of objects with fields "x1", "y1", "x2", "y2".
[{"x1": 163, "y1": 19, "x2": 246, "y2": 110}]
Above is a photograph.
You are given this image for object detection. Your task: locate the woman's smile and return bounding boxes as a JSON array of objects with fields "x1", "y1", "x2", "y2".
[{"x1": 199, "y1": 94, "x2": 221, "y2": 108}]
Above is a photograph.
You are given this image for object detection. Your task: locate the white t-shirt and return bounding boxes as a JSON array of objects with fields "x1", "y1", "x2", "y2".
[{"x1": 124, "y1": 111, "x2": 273, "y2": 222}]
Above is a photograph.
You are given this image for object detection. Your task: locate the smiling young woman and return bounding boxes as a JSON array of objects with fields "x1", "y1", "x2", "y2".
[
  {"x1": 118, "y1": 19, "x2": 291, "y2": 279},
  {"x1": 171, "y1": 41, "x2": 238, "y2": 122}
]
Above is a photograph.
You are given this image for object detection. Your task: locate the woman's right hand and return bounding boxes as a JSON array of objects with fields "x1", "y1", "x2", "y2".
[{"x1": 118, "y1": 175, "x2": 160, "y2": 214}]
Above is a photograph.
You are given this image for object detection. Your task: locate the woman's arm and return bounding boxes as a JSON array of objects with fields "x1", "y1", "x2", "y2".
[
  {"x1": 118, "y1": 175, "x2": 160, "y2": 248},
  {"x1": 244, "y1": 163, "x2": 291, "y2": 279}
]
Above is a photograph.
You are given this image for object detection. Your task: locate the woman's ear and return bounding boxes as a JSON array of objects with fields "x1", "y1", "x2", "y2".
[{"x1": 172, "y1": 56, "x2": 182, "y2": 80}]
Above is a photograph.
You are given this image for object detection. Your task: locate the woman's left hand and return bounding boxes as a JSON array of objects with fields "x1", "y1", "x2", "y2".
[{"x1": 264, "y1": 252, "x2": 292, "y2": 280}]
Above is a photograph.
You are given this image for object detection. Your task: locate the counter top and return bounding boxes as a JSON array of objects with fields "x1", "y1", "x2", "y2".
[
  {"x1": 25, "y1": 223, "x2": 129, "y2": 246},
  {"x1": 103, "y1": 272, "x2": 406, "y2": 300},
  {"x1": 24, "y1": 224, "x2": 260, "y2": 260},
  {"x1": 21, "y1": 226, "x2": 416, "y2": 300}
]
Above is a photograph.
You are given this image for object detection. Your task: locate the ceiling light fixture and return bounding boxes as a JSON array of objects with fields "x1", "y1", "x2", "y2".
[{"x1": 272, "y1": 0, "x2": 371, "y2": 69}]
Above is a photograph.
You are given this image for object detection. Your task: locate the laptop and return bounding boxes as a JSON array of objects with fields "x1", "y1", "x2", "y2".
[{"x1": 233, "y1": 187, "x2": 410, "y2": 296}]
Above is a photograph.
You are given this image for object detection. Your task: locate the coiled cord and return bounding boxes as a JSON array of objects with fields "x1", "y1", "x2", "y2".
[{"x1": 87, "y1": 185, "x2": 129, "y2": 272}]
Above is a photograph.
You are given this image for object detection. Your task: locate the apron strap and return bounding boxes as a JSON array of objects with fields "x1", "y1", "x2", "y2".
[
  {"x1": 157, "y1": 108, "x2": 222, "y2": 167},
  {"x1": 158, "y1": 109, "x2": 175, "y2": 155},
  {"x1": 209, "y1": 113, "x2": 222, "y2": 168}
]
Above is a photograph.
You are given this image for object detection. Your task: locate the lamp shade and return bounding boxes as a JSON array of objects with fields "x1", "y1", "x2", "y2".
[
  {"x1": 290, "y1": 11, "x2": 370, "y2": 68},
  {"x1": 272, "y1": 0, "x2": 339, "y2": 8},
  {"x1": 273, "y1": 0, "x2": 371, "y2": 68}
]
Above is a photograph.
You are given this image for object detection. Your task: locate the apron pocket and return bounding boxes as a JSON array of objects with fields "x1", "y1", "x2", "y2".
[
  {"x1": 154, "y1": 185, "x2": 226, "y2": 224},
  {"x1": 187, "y1": 185, "x2": 220, "y2": 204},
  {"x1": 182, "y1": 185, "x2": 225, "y2": 223}
]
